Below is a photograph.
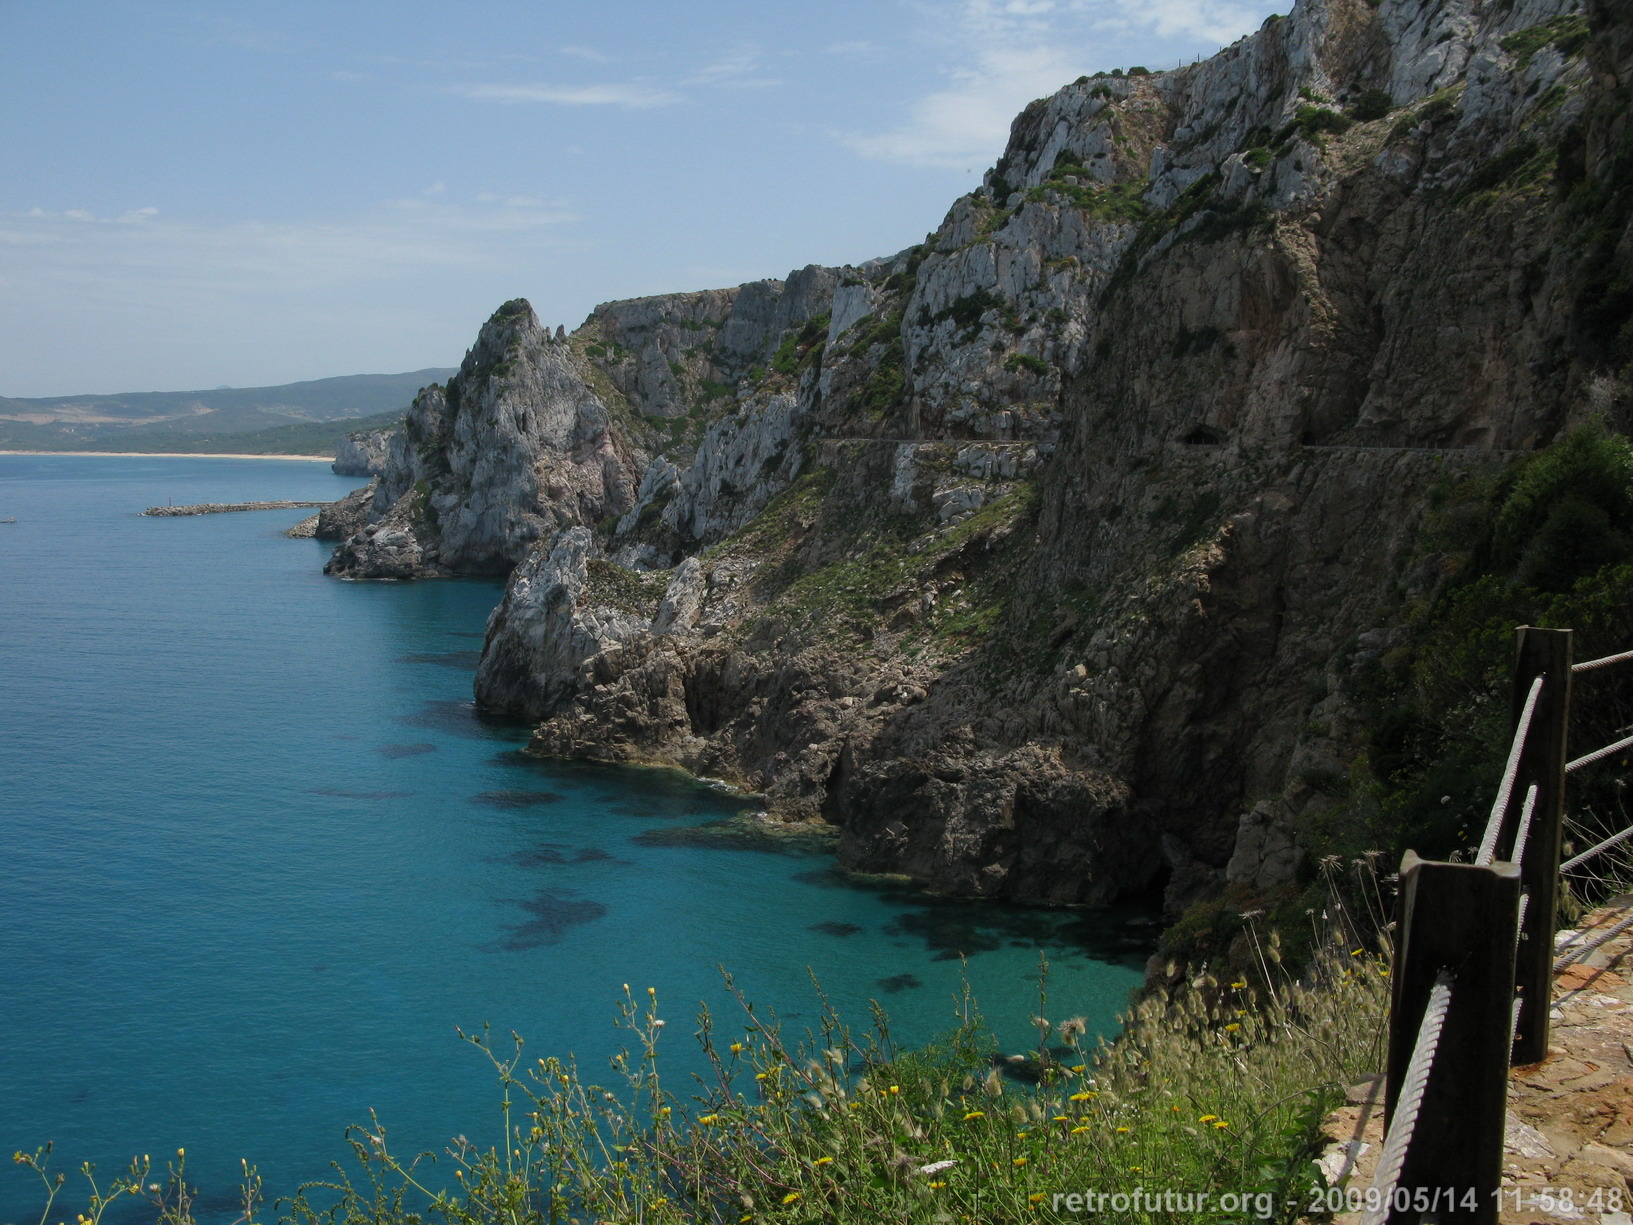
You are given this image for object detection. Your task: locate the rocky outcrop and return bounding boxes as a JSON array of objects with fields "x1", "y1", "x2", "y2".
[
  {"x1": 332, "y1": 429, "x2": 392, "y2": 477},
  {"x1": 353, "y1": 0, "x2": 1630, "y2": 914},
  {"x1": 325, "y1": 301, "x2": 642, "y2": 579},
  {"x1": 315, "y1": 482, "x2": 376, "y2": 541}
]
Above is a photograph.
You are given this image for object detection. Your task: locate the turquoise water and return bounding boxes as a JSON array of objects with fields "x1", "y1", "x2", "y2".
[{"x1": 0, "y1": 456, "x2": 1152, "y2": 1221}]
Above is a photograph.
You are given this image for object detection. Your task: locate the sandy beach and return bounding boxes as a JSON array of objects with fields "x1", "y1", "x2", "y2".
[{"x1": 0, "y1": 450, "x2": 334, "y2": 461}]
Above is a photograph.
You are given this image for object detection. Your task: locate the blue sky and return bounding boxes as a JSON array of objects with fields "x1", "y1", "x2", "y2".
[{"x1": 1, "y1": 0, "x2": 1286, "y2": 397}]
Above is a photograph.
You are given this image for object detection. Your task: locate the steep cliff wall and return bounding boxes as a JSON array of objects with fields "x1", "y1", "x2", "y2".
[{"x1": 334, "y1": 0, "x2": 1631, "y2": 915}]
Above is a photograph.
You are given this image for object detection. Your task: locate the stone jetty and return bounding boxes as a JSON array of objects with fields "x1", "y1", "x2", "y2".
[{"x1": 142, "y1": 501, "x2": 329, "y2": 516}]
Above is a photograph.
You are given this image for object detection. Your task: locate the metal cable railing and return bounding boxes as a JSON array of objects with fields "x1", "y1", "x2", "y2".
[
  {"x1": 1565, "y1": 730, "x2": 1633, "y2": 775},
  {"x1": 1364, "y1": 975, "x2": 1454, "y2": 1225},
  {"x1": 1561, "y1": 821, "x2": 1633, "y2": 872},
  {"x1": 1553, "y1": 910, "x2": 1633, "y2": 973},
  {"x1": 1571, "y1": 647, "x2": 1633, "y2": 673},
  {"x1": 1476, "y1": 677, "x2": 1544, "y2": 865}
]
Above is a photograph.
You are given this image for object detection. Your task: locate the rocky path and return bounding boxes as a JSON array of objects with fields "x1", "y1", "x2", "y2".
[
  {"x1": 141, "y1": 500, "x2": 329, "y2": 516},
  {"x1": 1316, "y1": 898, "x2": 1633, "y2": 1220}
]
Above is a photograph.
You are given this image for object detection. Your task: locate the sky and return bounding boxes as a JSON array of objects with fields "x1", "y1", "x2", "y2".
[{"x1": 0, "y1": 0, "x2": 1287, "y2": 398}]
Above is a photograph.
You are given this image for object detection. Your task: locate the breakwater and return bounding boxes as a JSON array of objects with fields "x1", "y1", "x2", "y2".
[{"x1": 142, "y1": 499, "x2": 329, "y2": 516}]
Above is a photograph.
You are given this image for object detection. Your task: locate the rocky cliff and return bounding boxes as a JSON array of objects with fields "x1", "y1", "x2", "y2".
[
  {"x1": 332, "y1": 429, "x2": 393, "y2": 478},
  {"x1": 328, "y1": 0, "x2": 1631, "y2": 916}
]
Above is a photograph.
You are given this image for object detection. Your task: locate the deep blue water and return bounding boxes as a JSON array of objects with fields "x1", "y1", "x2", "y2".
[{"x1": 0, "y1": 456, "x2": 1152, "y2": 1221}]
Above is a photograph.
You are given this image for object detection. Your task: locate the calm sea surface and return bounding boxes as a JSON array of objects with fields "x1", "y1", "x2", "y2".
[{"x1": 0, "y1": 455, "x2": 1151, "y2": 1221}]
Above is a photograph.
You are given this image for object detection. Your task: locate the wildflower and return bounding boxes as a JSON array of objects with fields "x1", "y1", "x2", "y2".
[
  {"x1": 756, "y1": 1073, "x2": 768, "y2": 1081},
  {"x1": 1013, "y1": 1157, "x2": 1028, "y2": 1166},
  {"x1": 698, "y1": 1114, "x2": 719, "y2": 1125},
  {"x1": 1229, "y1": 980, "x2": 1247, "y2": 989},
  {"x1": 1214, "y1": 1120, "x2": 1229, "y2": 1129},
  {"x1": 1030, "y1": 1193, "x2": 1047, "y2": 1204},
  {"x1": 928, "y1": 1181, "x2": 946, "y2": 1190},
  {"x1": 653, "y1": 1019, "x2": 666, "y2": 1028},
  {"x1": 813, "y1": 1156, "x2": 834, "y2": 1167},
  {"x1": 729, "y1": 1043, "x2": 745, "y2": 1055},
  {"x1": 647, "y1": 987, "x2": 656, "y2": 996},
  {"x1": 1069, "y1": 1064, "x2": 1086, "y2": 1073},
  {"x1": 1070, "y1": 1126, "x2": 1090, "y2": 1134},
  {"x1": 1224, "y1": 1023, "x2": 1241, "y2": 1032},
  {"x1": 1351, "y1": 948, "x2": 1364, "y2": 957},
  {"x1": 1051, "y1": 1115, "x2": 1069, "y2": 1123},
  {"x1": 918, "y1": 1160, "x2": 958, "y2": 1175},
  {"x1": 1069, "y1": 1091, "x2": 1096, "y2": 1101},
  {"x1": 1199, "y1": 1115, "x2": 1218, "y2": 1124},
  {"x1": 782, "y1": 1192, "x2": 800, "y2": 1205},
  {"x1": 657, "y1": 1107, "x2": 672, "y2": 1117},
  {"x1": 1115, "y1": 1127, "x2": 1130, "y2": 1134},
  {"x1": 963, "y1": 1110, "x2": 986, "y2": 1120}
]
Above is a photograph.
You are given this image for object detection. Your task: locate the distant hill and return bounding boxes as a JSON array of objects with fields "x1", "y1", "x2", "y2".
[
  {"x1": 0, "y1": 369, "x2": 451, "y2": 452},
  {"x1": 7, "y1": 408, "x2": 408, "y2": 457}
]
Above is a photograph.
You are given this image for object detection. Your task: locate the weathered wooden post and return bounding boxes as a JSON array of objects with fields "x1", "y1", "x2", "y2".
[
  {"x1": 1385, "y1": 854, "x2": 1521, "y2": 1223},
  {"x1": 1509, "y1": 626, "x2": 1570, "y2": 1065}
]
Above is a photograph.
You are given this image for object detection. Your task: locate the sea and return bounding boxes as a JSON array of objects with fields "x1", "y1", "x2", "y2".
[{"x1": 0, "y1": 455, "x2": 1153, "y2": 1221}]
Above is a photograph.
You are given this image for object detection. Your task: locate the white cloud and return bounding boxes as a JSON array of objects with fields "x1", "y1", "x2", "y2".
[
  {"x1": 559, "y1": 44, "x2": 615, "y2": 64},
  {"x1": 448, "y1": 81, "x2": 678, "y2": 108},
  {"x1": 845, "y1": 0, "x2": 1282, "y2": 168},
  {"x1": 682, "y1": 43, "x2": 778, "y2": 89}
]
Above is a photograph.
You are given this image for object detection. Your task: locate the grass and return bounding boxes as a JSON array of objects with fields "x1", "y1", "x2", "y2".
[{"x1": 19, "y1": 909, "x2": 1387, "y2": 1225}]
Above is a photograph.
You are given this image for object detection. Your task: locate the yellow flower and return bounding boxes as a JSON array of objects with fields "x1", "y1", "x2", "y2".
[
  {"x1": 1069, "y1": 1091, "x2": 1096, "y2": 1101},
  {"x1": 963, "y1": 1110, "x2": 985, "y2": 1120},
  {"x1": 1224, "y1": 1023, "x2": 1241, "y2": 1032},
  {"x1": 813, "y1": 1156, "x2": 834, "y2": 1166},
  {"x1": 1051, "y1": 1115, "x2": 1069, "y2": 1123},
  {"x1": 1351, "y1": 948, "x2": 1363, "y2": 957},
  {"x1": 1198, "y1": 1114, "x2": 1218, "y2": 1123},
  {"x1": 658, "y1": 1106, "x2": 671, "y2": 1117},
  {"x1": 1115, "y1": 1127, "x2": 1130, "y2": 1134},
  {"x1": 698, "y1": 1114, "x2": 719, "y2": 1125},
  {"x1": 1012, "y1": 1156, "x2": 1028, "y2": 1166},
  {"x1": 729, "y1": 1043, "x2": 745, "y2": 1054},
  {"x1": 1030, "y1": 1193, "x2": 1046, "y2": 1204},
  {"x1": 1070, "y1": 1126, "x2": 1090, "y2": 1134},
  {"x1": 887, "y1": 1084, "x2": 899, "y2": 1094},
  {"x1": 1069, "y1": 1064, "x2": 1086, "y2": 1073},
  {"x1": 756, "y1": 1073, "x2": 768, "y2": 1081},
  {"x1": 928, "y1": 1181, "x2": 946, "y2": 1190},
  {"x1": 781, "y1": 1192, "x2": 800, "y2": 1205},
  {"x1": 1016, "y1": 1131, "x2": 1028, "y2": 1139},
  {"x1": 1213, "y1": 1120, "x2": 1229, "y2": 1129},
  {"x1": 1229, "y1": 980, "x2": 1247, "y2": 989}
]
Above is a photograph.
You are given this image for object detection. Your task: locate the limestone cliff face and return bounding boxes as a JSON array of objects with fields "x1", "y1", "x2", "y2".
[
  {"x1": 325, "y1": 301, "x2": 642, "y2": 578},
  {"x1": 344, "y1": 0, "x2": 1629, "y2": 912},
  {"x1": 332, "y1": 429, "x2": 392, "y2": 478}
]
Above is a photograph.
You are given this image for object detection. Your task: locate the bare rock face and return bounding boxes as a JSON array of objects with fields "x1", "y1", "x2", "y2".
[
  {"x1": 315, "y1": 482, "x2": 376, "y2": 541},
  {"x1": 325, "y1": 301, "x2": 640, "y2": 579},
  {"x1": 332, "y1": 430, "x2": 392, "y2": 478},
  {"x1": 358, "y1": 0, "x2": 1632, "y2": 917}
]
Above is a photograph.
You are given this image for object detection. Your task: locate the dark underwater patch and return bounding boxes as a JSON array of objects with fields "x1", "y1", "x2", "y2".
[
  {"x1": 470, "y1": 789, "x2": 564, "y2": 810},
  {"x1": 810, "y1": 920, "x2": 865, "y2": 937},
  {"x1": 395, "y1": 650, "x2": 484, "y2": 670},
  {"x1": 488, "y1": 889, "x2": 609, "y2": 951},
  {"x1": 875, "y1": 973, "x2": 923, "y2": 993},
  {"x1": 375, "y1": 742, "x2": 437, "y2": 759},
  {"x1": 632, "y1": 816, "x2": 837, "y2": 855},
  {"x1": 396, "y1": 699, "x2": 527, "y2": 741},
  {"x1": 307, "y1": 787, "x2": 415, "y2": 799},
  {"x1": 506, "y1": 844, "x2": 621, "y2": 868}
]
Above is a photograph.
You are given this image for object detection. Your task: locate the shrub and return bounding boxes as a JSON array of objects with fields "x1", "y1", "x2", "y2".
[
  {"x1": 1349, "y1": 89, "x2": 1394, "y2": 122},
  {"x1": 1004, "y1": 353, "x2": 1051, "y2": 377}
]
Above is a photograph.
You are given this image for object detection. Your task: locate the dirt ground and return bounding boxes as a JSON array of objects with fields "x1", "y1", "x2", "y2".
[{"x1": 1315, "y1": 898, "x2": 1633, "y2": 1224}]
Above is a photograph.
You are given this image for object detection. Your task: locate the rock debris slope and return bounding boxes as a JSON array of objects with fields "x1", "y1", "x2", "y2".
[{"x1": 325, "y1": 0, "x2": 1631, "y2": 913}]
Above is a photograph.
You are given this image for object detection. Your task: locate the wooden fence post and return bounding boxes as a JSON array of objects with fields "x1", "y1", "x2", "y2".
[
  {"x1": 1386, "y1": 853, "x2": 1521, "y2": 1223},
  {"x1": 1509, "y1": 626, "x2": 1570, "y2": 1065}
]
